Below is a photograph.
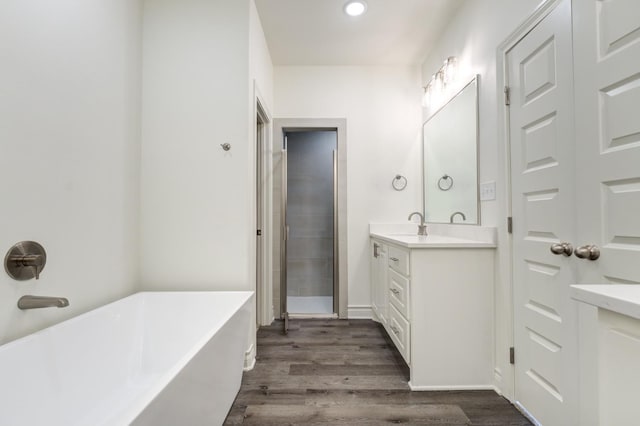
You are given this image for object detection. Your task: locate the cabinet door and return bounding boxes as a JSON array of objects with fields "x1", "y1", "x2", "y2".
[
  {"x1": 377, "y1": 246, "x2": 388, "y2": 325},
  {"x1": 371, "y1": 241, "x2": 388, "y2": 325},
  {"x1": 388, "y1": 303, "x2": 410, "y2": 364},
  {"x1": 388, "y1": 269, "x2": 409, "y2": 319},
  {"x1": 388, "y1": 245, "x2": 410, "y2": 276}
]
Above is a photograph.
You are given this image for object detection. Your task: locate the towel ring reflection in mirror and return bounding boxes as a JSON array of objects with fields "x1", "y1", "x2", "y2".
[
  {"x1": 392, "y1": 175, "x2": 407, "y2": 191},
  {"x1": 437, "y1": 174, "x2": 453, "y2": 191}
]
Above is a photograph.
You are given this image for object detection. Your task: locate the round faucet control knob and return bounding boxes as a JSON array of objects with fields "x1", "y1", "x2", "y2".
[{"x1": 4, "y1": 241, "x2": 47, "y2": 280}]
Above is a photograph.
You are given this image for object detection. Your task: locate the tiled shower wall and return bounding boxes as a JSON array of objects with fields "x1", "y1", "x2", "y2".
[{"x1": 285, "y1": 131, "x2": 336, "y2": 297}]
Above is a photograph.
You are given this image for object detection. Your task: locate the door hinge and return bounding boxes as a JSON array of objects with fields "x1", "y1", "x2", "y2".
[
  {"x1": 510, "y1": 347, "x2": 515, "y2": 364},
  {"x1": 507, "y1": 217, "x2": 513, "y2": 234},
  {"x1": 504, "y1": 86, "x2": 511, "y2": 106},
  {"x1": 257, "y1": 229, "x2": 262, "y2": 236}
]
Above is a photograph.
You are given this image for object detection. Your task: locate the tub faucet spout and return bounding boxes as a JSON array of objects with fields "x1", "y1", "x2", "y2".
[
  {"x1": 408, "y1": 212, "x2": 428, "y2": 236},
  {"x1": 17, "y1": 295, "x2": 70, "y2": 310}
]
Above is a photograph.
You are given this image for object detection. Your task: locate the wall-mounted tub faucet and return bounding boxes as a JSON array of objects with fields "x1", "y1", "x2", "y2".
[
  {"x1": 450, "y1": 211, "x2": 466, "y2": 223},
  {"x1": 408, "y1": 212, "x2": 428, "y2": 236},
  {"x1": 17, "y1": 295, "x2": 69, "y2": 310},
  {"x1": 4, "y1": 241, "x2": 47, "y2": 280}
]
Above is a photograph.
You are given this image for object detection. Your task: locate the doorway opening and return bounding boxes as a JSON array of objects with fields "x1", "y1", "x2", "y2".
[{"x1": 273, "y1": 118, "x2": 348, "y2": 325}]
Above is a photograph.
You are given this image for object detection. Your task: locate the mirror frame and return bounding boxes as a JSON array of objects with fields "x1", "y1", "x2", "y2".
[{"x1": 422, "y1": 75, "x2": 480, "y2": 225}]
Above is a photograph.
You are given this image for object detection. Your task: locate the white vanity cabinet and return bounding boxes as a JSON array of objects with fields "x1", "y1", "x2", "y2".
[
  {"x1": 571, "y1": 285, "x2": 640, "y2": 425},
  {"x1": 370, "y1": 234, "x2": 495, "y2": 390}
]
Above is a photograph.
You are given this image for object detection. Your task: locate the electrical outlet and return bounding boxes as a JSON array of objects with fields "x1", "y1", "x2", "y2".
[{"x1": 480, "y1": 181, "x2": 496, "y2": 201}]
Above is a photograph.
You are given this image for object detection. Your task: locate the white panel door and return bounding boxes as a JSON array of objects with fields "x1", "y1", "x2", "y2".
[
  {"x1": 508, "y1": 1, "x2": 578, "y2": 424},
  {"x1": 573, "y1": 0, "x2": 640, "y2": 285},
  {"x1": 573, "y1": 2, "x2": 640, "y2": 422}
]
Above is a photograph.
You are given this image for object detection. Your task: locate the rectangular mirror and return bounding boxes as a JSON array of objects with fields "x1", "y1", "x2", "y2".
[{"x1": 422, "y1": 76, "x2": 479, "y2": 224}]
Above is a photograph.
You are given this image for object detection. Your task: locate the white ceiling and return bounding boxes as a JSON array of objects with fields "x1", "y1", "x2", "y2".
[{"x1": 254, "y1": 0, "x2": 465, "y2": 66}]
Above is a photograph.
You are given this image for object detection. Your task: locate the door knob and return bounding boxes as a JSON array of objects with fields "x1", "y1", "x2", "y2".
[
  {"x1": 575, "y1": 244, "x2": 600, "y2": 261},
  {"x1": 550, "y1": 242, "x2": 573, "y2": 256}
]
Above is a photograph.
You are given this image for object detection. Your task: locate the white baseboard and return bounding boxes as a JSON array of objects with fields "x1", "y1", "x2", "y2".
[
  {"x1": 514, "y1": 401, "x2": 542, "y2": 426},
  {"x1": 408, "y1": 383, "x2": 498, "y2": 392},
  {"x1": 347, "y1": 305, "x2": 373, "y2": 319},
  {"x1": 493, "y1": 368, "x2": 506, "y2": 397},
  {"x1": 243, "y1": 343, "x2": 256, "y2": 371}
]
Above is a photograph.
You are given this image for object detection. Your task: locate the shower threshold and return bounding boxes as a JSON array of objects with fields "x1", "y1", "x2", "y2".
[{"x1": 287, "y1": 296, "x2": 334, "y2": 317}]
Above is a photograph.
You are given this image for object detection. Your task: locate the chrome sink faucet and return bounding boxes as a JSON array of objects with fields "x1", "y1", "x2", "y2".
[
  {"x1": 450, "y1": 211, "x2": 466, "y2": 223},
  {"x1": 17, "y1": 295, "x2": 69, "y2": 310},
  {"x1": 408, "y1": 212, "x2": 428, "y2": 236}
]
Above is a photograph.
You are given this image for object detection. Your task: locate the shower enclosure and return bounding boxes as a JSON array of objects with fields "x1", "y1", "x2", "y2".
[{"x1": 281, "y1": 130, "x2": 338, "y2": 317}]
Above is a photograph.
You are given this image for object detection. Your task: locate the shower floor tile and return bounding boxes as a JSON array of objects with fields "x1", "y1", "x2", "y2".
[{"x1": 287, "y1": 296, "x2": 333, "y2": 314}]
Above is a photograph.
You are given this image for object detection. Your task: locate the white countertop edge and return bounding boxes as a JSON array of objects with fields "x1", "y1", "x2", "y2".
[
  {"x1": 571, "y1": 284, "x2": 640, "y2": 320},
  {"x1": 370, "y1": 232, "x2": 497, "y2": 249}
]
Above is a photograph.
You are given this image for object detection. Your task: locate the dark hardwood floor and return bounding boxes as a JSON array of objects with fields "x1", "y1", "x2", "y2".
[{"x1": 225, "y1": 319, "x2": 532, "y2": 425}]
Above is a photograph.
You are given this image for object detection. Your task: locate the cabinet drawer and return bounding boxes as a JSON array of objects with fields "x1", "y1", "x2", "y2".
[
  {"x1": 388, "y1": 304, "x2": 411, "y2": 364},
  {"x1": 388, "y1": 269, "x2": 409, "y2": 318},
  {"x1": 388, "y1": 246, "x2": 410, "y2": 276}
]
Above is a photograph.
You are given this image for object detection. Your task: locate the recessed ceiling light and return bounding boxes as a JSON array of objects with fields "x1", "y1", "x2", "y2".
[{"x1": 344, "y1": 1, "x2": 367, "y2": 17}]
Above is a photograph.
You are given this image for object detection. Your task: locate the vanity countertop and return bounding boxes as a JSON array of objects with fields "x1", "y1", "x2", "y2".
[
  {"x1": 370, "y1": 232, "x2": 496, "y2": 248},
  {"x1": 370, "y1": 223, "x2": 497, "y2": 249},
  {"x1": 571, "y1": 284, "x2": 640, "y2": 320}
]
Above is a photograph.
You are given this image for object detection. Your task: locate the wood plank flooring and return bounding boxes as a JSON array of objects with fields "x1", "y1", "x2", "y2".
[{"x1": 225, "y1": 319, "x2": 532, "y2": 425}]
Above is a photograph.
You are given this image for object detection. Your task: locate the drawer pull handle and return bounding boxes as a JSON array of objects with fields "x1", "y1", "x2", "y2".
[
  {"x1": 390, "y1": 257, "x2": 399, "y2": 262},
  {"x1": 390, "y1": 325, "x2": 400, "y2": 335},
  {"x1": 390, "y1": 288, "x2": 400, "y2": 295}
]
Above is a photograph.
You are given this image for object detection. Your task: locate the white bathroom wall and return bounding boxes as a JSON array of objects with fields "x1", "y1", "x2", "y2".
[
  {"x1": 250, "y1": 0, "x2": 274, "y2": 111},
  {"x1": 140, "y1": 0, "x2": 252, "y2": 290},
  {"x1": 0, "y1": 0, "x2": 143, "y2": 344},
  {"x1": 249, "y1": 0, "x2": 274, "y2": 339},
  {"x1": 420, "y1": 0, "x2": 542, "y2": 398},
  {"x1": 274, "y1": 66, "x2": 422, "y2": 315},
  {"x1": 140, "y1": 0, "x2": 274, "y2": 361}
]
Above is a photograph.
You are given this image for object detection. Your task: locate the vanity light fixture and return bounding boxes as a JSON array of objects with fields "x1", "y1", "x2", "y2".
[
  {"x1": 344, "y1": 1, "x2": 367, "y2": 17},
  {"x1": 423, "y1": 56, "x2": 457, "y2": 108}
]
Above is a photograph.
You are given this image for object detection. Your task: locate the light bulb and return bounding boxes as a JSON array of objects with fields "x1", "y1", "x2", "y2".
[
  {"x1": 344, "y1": 1, "x2": 367, "y2": 17},
  {"x1": 443, "y1": 57, "x2": 457, "y2": 86}
]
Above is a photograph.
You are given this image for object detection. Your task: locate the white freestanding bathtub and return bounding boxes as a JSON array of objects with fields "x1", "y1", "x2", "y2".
[{"x1": 0, "y1": 291, "x2": 253, "y2": 426}]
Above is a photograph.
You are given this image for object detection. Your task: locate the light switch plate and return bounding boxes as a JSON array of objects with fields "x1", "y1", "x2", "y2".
[{"x1": 480, "y1": 181, "x2": 496, "y2": 201}]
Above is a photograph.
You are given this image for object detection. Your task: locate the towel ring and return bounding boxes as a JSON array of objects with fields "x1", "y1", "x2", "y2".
[
  {"x1": 437, "y1": 174, "x2": 453, "y2": 191},
  {"x1": 392, "y1": 175, "x2": 407, "y2": 191}
]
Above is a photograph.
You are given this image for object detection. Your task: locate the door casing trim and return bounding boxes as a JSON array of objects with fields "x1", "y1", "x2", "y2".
[{"x1": 254, "y1": 82, "x2": 273, "y2": 327}]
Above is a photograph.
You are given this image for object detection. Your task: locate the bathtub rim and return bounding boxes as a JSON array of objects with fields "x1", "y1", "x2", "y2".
[{"x1": 0, "y1": 290, "x2": 254, "y2": 349}]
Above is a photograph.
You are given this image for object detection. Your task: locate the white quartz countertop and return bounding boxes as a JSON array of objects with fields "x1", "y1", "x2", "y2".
[
  {"x1": 369, "y1": 223, "x2": 497, "y2": 249},
  {"x1": 370, "y1": 232, "x2": 496, "y2": 248},
  {"x1": 571, "y1": 284, "x2": 640, "y2": 320}
]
